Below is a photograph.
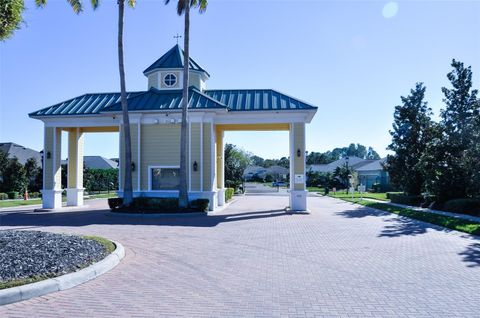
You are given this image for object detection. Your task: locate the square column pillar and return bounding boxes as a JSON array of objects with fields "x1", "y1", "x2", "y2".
[
  {"x1": 42, "y1": 127, "x2": 63, "y2": 209},
  {"x1": 67, "y1": 128, "x2": 84, "y2": 206},
  {"x1": 289, "y1": 123, "x2": 308, "y2": 211},
  {"x1": 215, "y1": 128, "x2": 225, "y2": 206}
]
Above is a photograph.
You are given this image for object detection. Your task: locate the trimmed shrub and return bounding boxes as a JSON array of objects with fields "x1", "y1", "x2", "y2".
[
  {"x1": 29, "y1": 192, "x2": 41, "y2": 199},
  {"x1": 444, "y1": 199, "x2": 480, "y2": 216},
  {"x1": 7, "y1": 191, "x2": 19, "y2": 200},
  {"x1": 0, "y1": 193, "x2": 8, "y2": 200},
  {"x1": 389, "y1": 193, "x2": 423, "y2": 206},
  {"x1": 133, "y1": 197, "x2": 179, "y2": 212},
  {"x1": 386, "y1": 192, "x2": 404, "y2": 199},
  {"x1": 225, "y1": 188, "x2": 235, "y2": 202},
  {"x1": 108, "y1": 197, "x2": 123, "y2": 210},
  {"x1": 190, "y1": 199, "x2": 210, "y2": 212}
]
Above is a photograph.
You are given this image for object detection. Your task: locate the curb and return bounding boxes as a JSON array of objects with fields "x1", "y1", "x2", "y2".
[{"x1": 0, "y1": 240, "x2": 125, "y2": 306}]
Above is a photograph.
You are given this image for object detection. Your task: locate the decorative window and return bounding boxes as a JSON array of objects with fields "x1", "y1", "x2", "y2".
[
  {"x1": 163, "y1": 73, "x2": 177, "y2": 87},
  {"x1": 151, "y1": 167, "x2": 180, "y2": 190}
]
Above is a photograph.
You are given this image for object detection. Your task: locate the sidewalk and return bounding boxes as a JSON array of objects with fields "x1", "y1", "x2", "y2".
[{"x1": 363, "y1": 198, "x2": 480, "y2": 223}]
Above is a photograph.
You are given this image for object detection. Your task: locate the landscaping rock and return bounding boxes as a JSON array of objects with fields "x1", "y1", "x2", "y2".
[{"x1": 0, "y1": 231, "x2": 107, "y2": 283}]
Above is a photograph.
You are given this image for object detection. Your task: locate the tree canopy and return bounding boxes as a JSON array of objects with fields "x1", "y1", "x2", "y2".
[{"x1": 0, "y1": 0, "x2": 24, "y2": 40}]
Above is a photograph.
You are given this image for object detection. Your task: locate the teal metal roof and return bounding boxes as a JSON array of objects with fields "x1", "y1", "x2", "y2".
[
  {"x1": 143, "y1": 45, "x2": 209, "y2": 76},
  {"x1": 204, "y1": 89, "x2": 317, "y2": 111},
  {"x1": 101, "y1": 87, "x2": 227, "y2": 113},
  {"x1": 29, "y1": 88, "x2": 316, "y2": 118},
  {"x1": 29, "y1": 92, "x2": 143, "y2": 117}
]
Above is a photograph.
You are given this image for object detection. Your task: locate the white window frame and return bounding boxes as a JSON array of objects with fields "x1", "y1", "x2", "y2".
[
  {"x1": 148, "y1": 165, "x2": 180, "y2": 192},
  {"x1": 163, "y1": 73, "x2": 177, "y2": 87}
]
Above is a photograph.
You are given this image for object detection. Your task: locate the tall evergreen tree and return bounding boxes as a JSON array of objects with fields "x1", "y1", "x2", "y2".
[
  {"x1": 423, "y1": 60, "x2": 478, "y2": 202},
  {"x1": 3, "y1": 157, "x2": 27, "y2": 193},
  {"x1": 386, "y1": 82, "x2": 433, "y2": 195}
]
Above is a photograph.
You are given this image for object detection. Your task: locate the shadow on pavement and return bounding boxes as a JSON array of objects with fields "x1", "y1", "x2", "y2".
[
  {"x1": 0, "y1": 208, "x2": 289, "y2": 229},
  {"x1": 459, "y1": 243, "x2": 480, "y2": 267}
]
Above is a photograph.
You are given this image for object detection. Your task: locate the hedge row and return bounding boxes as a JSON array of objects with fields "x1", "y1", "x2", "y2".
[
  {"x1": 444, "y1": 199, "x2": 480, "y2": 217},
  {"x1": 388, "y1": 193, "x2": 424, "y2": 206},
  {"x1": 108, "y1": 197, "x2": 210, "y2": 213}
]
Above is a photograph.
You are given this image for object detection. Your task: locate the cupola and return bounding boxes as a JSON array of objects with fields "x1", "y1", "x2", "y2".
[{"x1": 143, "y1": 45, "x2": 210, "y2": 91}]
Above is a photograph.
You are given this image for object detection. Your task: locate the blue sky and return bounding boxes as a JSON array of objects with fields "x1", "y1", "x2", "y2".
[{"x1": 1, "y1": 0, "x2": 479, "y2": 159}]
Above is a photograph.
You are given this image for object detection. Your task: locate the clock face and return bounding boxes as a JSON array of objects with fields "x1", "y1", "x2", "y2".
[{"x1": 164, "y1": 73, "x2": 177, "y2": 87}]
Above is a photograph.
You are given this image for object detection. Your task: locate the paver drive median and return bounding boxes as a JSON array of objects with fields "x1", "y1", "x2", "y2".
[{"x1": 0, "y1": 196, "x2": 479, "y2": 317}]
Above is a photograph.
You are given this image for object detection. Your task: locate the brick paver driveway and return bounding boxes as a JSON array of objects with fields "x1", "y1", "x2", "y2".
[{"x1": 1, "y1": 196, "x2": 479, "y2": 317}]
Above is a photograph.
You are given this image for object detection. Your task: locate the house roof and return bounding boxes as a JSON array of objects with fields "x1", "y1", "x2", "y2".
[
  {"x1": 0, "y1": 142, "x2": 42, "y2": 165},
  {"x1": 101, "y1": 87, "x2": 227, "y2": 113},
  {"x1": 204, "y1": 89, "x2": 317, "y2": 111},
  {"x1": 143, "y1": 45, "x2": 209, "y2": 76},
  {"x1": 355, "y1": 158, "x2": 386, "y2": 172},
  {"x1": 62, "y1": 156, "x2": 118, "y2": 169}
]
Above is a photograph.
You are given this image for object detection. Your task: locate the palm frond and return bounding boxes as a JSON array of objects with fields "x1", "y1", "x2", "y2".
[
  {"x1": 35, "y1": 0, "x2": 47, "y2": 8},
  {"x1": 91, "y1": 0, "x2": 99, "y2": 10},
  {"x1": 176, "y1": 0, "x2": 185, "y2": 15},
  {"x1": 67, "y1": 0, "x2": 83, "y2": 13},
  {"x1": 127, "y1": 0, "x2": 136, "y2": 8},
  {"x1": 191, "y1": 0, "x2": 207, "y2": 13}
]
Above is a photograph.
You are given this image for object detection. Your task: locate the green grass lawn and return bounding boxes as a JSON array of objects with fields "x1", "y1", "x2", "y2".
[
  {"x1": 0, "y1": 192, "x2": 117, "y2": 208},
  {"x1": 0, "y1": 199, "x2": 43, "y2": 208},
  {"x1": 332, "y1": 196, "x2": 480, "y2": 235},
  {"x1": 329, "y1": 191, "x2": 389, "y2": 201},
  {"x1": 307, "y1": 186, "x2": 325, "y2": 193}
]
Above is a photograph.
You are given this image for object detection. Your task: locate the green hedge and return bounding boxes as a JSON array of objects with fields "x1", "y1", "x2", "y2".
[
  {"x1": 0, "y1": 193, "x2": 8, "y2": 200},
  {"x1": 444, "y1": 199, "x2": 480, "y2": 216},
  {"x1": 7, "y1": 191, "x2": 19, "y2": 200},
  {"x1": 225, "y1": 188, "x2": 235, "y2": 202},
  {"x1": 108, "y1": 197, "x2": 210, "y2": 213},
  {"x1": 389, "y1": 193, "x2": 423, "y2": 206}
]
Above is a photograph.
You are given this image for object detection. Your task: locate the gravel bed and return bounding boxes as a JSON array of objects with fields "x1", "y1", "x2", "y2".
[{"x1": 0, "y1": 231, "x2": 108, "y2": 283}]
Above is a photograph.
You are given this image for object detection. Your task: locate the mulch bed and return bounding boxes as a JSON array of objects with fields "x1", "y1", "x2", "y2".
[{"x1": 0, "y1": 231, "x2": 108, "y2": 284}]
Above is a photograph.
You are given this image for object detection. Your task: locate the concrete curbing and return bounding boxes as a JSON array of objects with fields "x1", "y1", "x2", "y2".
[{"x1": 0, "y1": 240, "x2": 125, "y2": 306}]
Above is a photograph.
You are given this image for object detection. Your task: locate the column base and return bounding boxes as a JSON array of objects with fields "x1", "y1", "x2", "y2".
[
  {"x1": 41, "y1": 189, "x2": 63, "y2": 209},
  {"x1": 217, "y1": 188, "x2": 225, "y2": 206},
  {"x1": 289, "y1": 190, "x2": 308, "y2": 212},
  {"x1": 67, "y1": 188, "x2": 84, "y2": 206}
]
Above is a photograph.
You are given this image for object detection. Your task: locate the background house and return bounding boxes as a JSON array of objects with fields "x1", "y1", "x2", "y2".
[
  {"x1": 0, "y1": 142, "x2": 42, "y2": 165},
  {"x1": 307, "y1": 156, "x2": 389, "y2": 190},
  {"x1": 62, "y1": 156, "x2": 118, "y2": 170}
]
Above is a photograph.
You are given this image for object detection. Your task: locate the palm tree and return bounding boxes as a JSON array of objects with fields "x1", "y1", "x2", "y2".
[
  {"x1": 165, "y1": 0, "x2": 207, "y2": 208},
  {"x1": 36, "y1": 0, "x2": 136, "y2": 206}
]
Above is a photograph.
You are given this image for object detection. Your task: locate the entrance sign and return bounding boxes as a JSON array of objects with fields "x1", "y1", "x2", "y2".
[{"x1": 294, "y1": 174, "x2": 304, "y2": 184}]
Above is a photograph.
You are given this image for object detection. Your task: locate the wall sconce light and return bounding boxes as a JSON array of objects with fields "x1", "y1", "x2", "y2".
[
  {"x1": 297, "y1": 149, "x2": 301, "y2": 157},
  {"x1": 193, "y1": 161, "x2": 198, "y2": 171},
  {"x1": 131, "y1": 162, "x2": 136, "y2": 172},
  {"x1": 46, "y1": 151, "x2": 51, "y2": 159}
]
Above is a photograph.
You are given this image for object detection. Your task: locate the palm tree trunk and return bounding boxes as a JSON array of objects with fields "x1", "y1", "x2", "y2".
[
  {"x1": 118, "y1": 0, "x2": 133, "y2": 206},
  {"x1": 178, "y1": 0, "x2": 190, "y2": 208}
]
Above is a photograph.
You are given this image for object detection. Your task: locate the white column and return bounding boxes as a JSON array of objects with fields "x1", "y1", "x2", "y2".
[
  {"x1": 289, "y1": 123, "x2": 308, "y2": 211},
  {"x1": 42, "y1": 126, "x2": 63, "y2": 209},
  {"x1": 216, "y1": 128, "x2": 225, "y2": 206},
  {"x1": 67, "y1": 128, "x2": 84, "y2": 206}
]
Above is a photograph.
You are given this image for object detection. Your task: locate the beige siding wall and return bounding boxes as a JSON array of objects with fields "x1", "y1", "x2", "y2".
[
  {"x1": 140, "y1": 124, "x2": 181, "y2": 190},
  {"x1": 292, "y1": 123, "x2": 306, "y2": 191},
  {"x1": 148, "y1": 73, "x2": 158, "y2": 89},
  {"x1": 202, "y1": 123, "x2": 212, "y2": 191},
  {"x1": 190, "y1": 123, "x2": 201, "y2": 191},
  {"x1": 188, "y1": 72, "x2": 202, "y2": 90},
  {"x1": 118, "y1": 124, "x2": 139, "y2": 191}
]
